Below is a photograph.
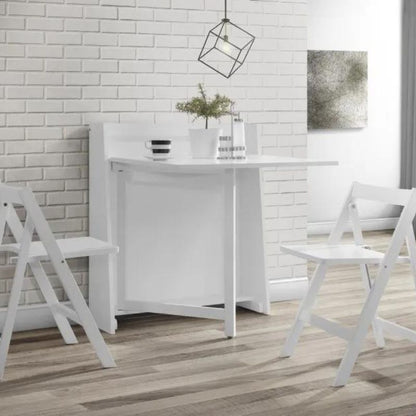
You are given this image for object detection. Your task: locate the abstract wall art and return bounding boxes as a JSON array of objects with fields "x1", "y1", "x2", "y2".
[{"x1": 308, "y1": 50, "x2": 368, "y2": 130}]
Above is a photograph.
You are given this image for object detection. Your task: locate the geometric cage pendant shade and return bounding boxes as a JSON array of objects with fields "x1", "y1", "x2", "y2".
[{"x1": 198, "y1": 1, "x2": 255, "y2": 78}]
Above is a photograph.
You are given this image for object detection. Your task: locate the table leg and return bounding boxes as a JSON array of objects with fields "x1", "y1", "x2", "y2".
[{"x1": 224, "y1": 168, "x2": 237, "y2": 338}]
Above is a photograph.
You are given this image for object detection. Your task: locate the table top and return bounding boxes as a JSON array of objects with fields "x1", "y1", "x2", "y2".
[{"x1": 110, "y1": 155, "x2": 338, "y2": 173}]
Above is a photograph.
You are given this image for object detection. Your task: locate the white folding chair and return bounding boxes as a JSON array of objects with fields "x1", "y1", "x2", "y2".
[
  {"x1": 0, "y1": 184, "x2": 118, "y2": 379},
  {"x1": 280, "y1": 182, "x2": 416, "y2": 386}
]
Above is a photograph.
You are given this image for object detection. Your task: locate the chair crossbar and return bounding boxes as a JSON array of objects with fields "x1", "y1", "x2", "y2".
[
  {"x1": 51, "y1": 303, "x2": 81, "y2": 326},
  {"x1": 376, "y1": 318, "x2": 416, "y2": 343},
  {"x1": 307, "y1": 314, "x2": 354, "y2": 342}
]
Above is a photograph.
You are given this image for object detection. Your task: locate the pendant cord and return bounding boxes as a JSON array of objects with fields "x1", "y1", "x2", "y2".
[{"x1": 224, "y1": 0, "x2": 227, "y2": 20}]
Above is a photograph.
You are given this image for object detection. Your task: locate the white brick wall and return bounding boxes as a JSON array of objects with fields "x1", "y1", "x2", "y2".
[{"x1": 0, "y1": 0, "x2": 307, "y2": 308}]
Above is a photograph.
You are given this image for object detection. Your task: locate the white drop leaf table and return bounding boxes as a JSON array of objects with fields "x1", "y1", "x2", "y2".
[{"x1": 89, "y1": 123, "x2": 337, "y2": 336}]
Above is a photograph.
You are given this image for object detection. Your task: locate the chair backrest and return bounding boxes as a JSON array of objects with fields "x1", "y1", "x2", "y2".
[
  {"x1": 0, "y1": 184, "x2": 70, "y2": 271},
  {"x1": 329, "y1": 182, "x2": 416, "y2": 271}
]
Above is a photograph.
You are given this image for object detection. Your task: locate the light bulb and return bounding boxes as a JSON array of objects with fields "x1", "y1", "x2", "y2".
[{"x1": 222, "y1": 34, "x2": 231, "y2": 53}]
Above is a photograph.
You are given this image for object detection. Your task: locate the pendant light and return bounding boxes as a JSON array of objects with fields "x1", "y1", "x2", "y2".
[{"x1": 198, "y1": 0, "x2": 255, "y2": 78}]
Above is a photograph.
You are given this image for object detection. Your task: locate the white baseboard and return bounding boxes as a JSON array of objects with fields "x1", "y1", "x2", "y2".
[
  {"x1": 308, "y1": 217, "x2": 399, "y2": 236},
  {"x1": 269, "y1": 277, "x2": 308, "y2": 302},
  {"x1": 0, "y1": 303, "x2": 58, "y2": 332}
]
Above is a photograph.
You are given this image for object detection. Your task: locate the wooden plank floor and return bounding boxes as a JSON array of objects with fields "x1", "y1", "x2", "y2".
[{"x1": 2, "y1": 231, "x2": 416, "y2": 415}]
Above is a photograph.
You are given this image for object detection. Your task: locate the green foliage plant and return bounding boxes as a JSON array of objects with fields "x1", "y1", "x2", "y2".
[{"x1": 176, "y1": 83, "x2": 233, "y2": 129}]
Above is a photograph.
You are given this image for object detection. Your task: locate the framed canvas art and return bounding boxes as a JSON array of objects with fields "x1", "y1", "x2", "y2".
[{"x1": 308, "y1": 50, "x2": 368, "y2": 130}]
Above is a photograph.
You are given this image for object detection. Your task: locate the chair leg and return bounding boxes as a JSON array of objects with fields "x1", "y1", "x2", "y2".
[
  {"x1": 333, "y1": 272, "x2": 389, "y2": 387},
  {"x1": 280, "y1": 262, "x2": 327, "y2": 358},
  {"x1": 360, "y1": 264, "x2": 385, "y2": 348},
  {"x1": 30, "y1": 261, "x2": 78, "y2": 345},
  {"x1": 0, "y1": 259, "x2": 29, "y2": 381},
  {"x1": 56, "y1": 263, "x2": 115, "y2": 368}
]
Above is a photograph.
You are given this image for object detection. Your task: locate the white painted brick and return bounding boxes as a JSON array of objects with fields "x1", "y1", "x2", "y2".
[
  {"x1": 120, "y1": 34, "x2": 153, "y2": 47},
  {"x1": 46, "y1": 4, "x2": 82, "y2": 18},
  {"x1": 27, "y1": 73, "x2": 63, "y2": 85},
  {"x1": 8, "y1": 3, "x2": 45, "y2": 16},
  {"x1": 101, "y1": 20, "x2": 135, "y2": 33},
  {"x1": 6, "y1": 140, "x2": 44, "y2": 154},
  {"x1": 7, "y1": 30, "x2": 44, "y2": 44},
  {"x1": 27, "y1": 45, "x2": 63, "y2": 58},
  {"x1": 0, "y1": 100, "x2": 25, "y2": 113},
  {"x1": 0, "y1": 155, "x2": 24, "y2": 168},
  {"x1": 138, "y1": 21, "x2": 171, "y2": 35},
  {"x1": 49, "y1": 218, "x2": 83, "y2": 232},
  {"x1": 45, "y1": 139, "x2": 81, "y2": 153},
  {"x1": 67, "y1": 0, "x2": 99, "y2": 4},
  {"x1": 84, "y1": 6, "x2": 117, "y2": 19},
  {"x1": 64, "y1": 46, "x2": 99, "y2": 59},
  {"x1": 64, "y1": 18, "x2": 99, "y2": 32},
  {"x1": 47, "y1": 191, "x2": 83, "y2": 205},
  {"x1": 7, "y1": 58, "x2": 43, "y2": 71},
  {"x1": 30, "y1": 180, "x2": 65, "y2": 192},
  {"x1": 6, "y1": 168, "x2": 42, "y2": 182},
  {"x1": 172, "y1": 22, "x2": 205, "y2": 35},
  {"x1": 46, "y1": 32, "x2": 82, "y2": 45},
  {"x1": 119, "y1": 61, "x2": 153, "y2": 73},
  {"x1": 172, "y1": 0, "x2": 203, "y2": 9},
  {"x1": 137, "y1": 100, "x2": 170, "y2": 112},
  {"x1": 64, "y1": 153, "x2": 87, "y2": 166},
  {"x1": 118, "y1": 86, "x2": 153, "y2": 99},
  {"x1": 65, "y1": 73, "x2": 99, "y2": 86},
  {"x1": 119, "y1": 8, "x2": 153, "y2": 20},
  {"x1": 27, "y1": 17, "x2": 63, "y2": 30},
  {"x1": 47, "y1": 87, "x2": 81, "y2": 99},
  {"x1": 26, "y1": 153, "x2": 62, "y2": 167},
  {"x1": 44, "y1": 167, "x2": 80, "y2": 179},
  {"x1": 27, "y1": 100, "x2": 63, "y2": 113},
  {"x1": 101, "y1": 0, "x2": 134, "y2": 6},
  {"x1": 0, "y1": 44, "x2": 24, "y2": 57},
  {"x1": 45, "y1": 59, "x2": 81, "y2": 72},
  {"x1": 83, "y1": 86, "x2": 117, "y2": 98},
  {"x1": 138, "y1": 48, "x2": 170, "y2": 60},
  {"x1": 137, "y1": 0, "x2": 170, "y2": 8},
  {"x1": 7, "y1": 113, "x2": 44, "y2": 126},
  {"x1": 138, "y1": 74, "x2": 170, "y2": 86},
  {"x1": 101, "y1": 99, "x2": 136, "y2": 112},
  {"x1": 154, "y1": 9, "x2": 186, "y2": 22},
  {"x1": 7, "y1": 86, "x2": 44, "y2": 99},
  {"x1": 27, "y1": 127, "x2": 62, "y2": 140},
  {"x1": 101, "y1": 47, "x2": 136, "y2": 60},
  {"x1": 66, "y1": 204, "x2": 87, "y2": 217},
  {"x1": 83, "y1": 59, "x2": 117, "y2": 72},
  {"x1": 0, "y1": 128, "x2": 25, "y2": 141},
  {"x1": 0, "y1": 72, "x2": 24, "y2": 85},
  {"x1": 65, "y1": 100, "x2": 99, "y2": 112},
  {"x1": 101, "y1": 73, "x2": 135, "y2": 86},
  {"x1": 84, "y1": 33, "x2": 118, "y2": 46},
  {"x1": 0, "y1": 17, "x2": 25, "y2": 29},
  {"x1": 46, "y1": 113, "x2": 81, "y2": 126},
  {"x1": 155, "y1": 35, "x2": 187, "y2": 48}
]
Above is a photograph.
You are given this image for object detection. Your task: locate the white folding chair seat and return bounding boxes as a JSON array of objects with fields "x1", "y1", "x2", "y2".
[
  {"x1": 3, "y1": 236, "x2": 116, "y2": 262},
  {"x1": 281, "y1": 244, "x2": 412, "y2": 265},
  {"x1": 280, "y1": 182, "x2": 416, "y2": 386},
  {"x1": 0, "y1": 184, "x2": 118, "y2": 380}
]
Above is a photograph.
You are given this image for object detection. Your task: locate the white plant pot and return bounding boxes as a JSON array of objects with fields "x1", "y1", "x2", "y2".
[{"x1": 189, "y1": 128, "x2": 222, "y2": 159}]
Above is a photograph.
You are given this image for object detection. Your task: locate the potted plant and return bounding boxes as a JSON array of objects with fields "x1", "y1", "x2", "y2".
[{"x1": 176, "y1": 84, "x2": 233, "y2": 158}]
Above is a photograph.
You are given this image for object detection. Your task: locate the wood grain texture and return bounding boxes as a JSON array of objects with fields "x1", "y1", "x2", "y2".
[{"x1": 2, "y1": 231, "x2": 416, "y2": 415}]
